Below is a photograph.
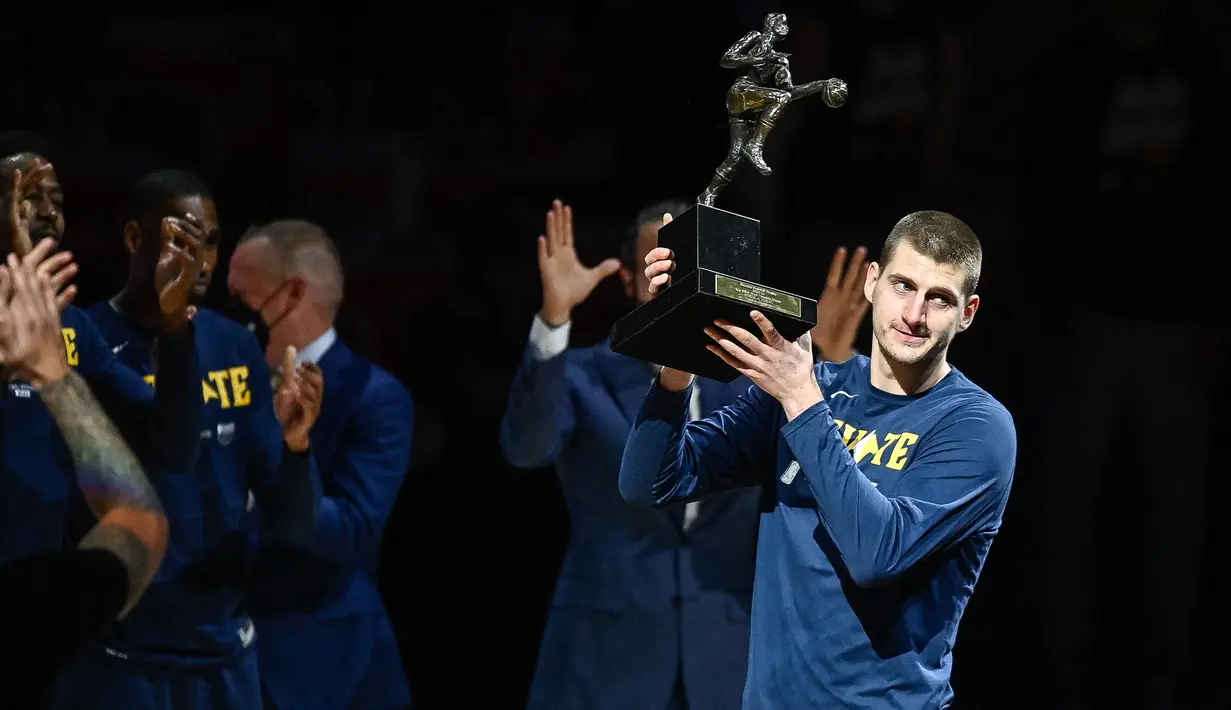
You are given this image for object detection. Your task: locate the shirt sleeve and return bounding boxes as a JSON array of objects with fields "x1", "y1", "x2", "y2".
[
  {"x1": 619, "y1": 375, "x2": 778, "y2": 505},
  {"x1": 497, "y1": 316, "x2": 576, "y2": 469},
  {"x1": 72, "y1": 314, "x2": 202, "y2": 471},
  {"x1": 307, "y1": 374, "x2": 412, "y2": 563},
  {"x1": 781, "y1": 398, "x2": 1017, "y2": 587},
  {"x1": 528, "y1": 315, "x2": 571, "y2": 361}
]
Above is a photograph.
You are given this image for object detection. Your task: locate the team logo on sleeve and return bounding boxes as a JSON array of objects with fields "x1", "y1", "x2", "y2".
[
  {"x1": 237, "y1": 619, "x2": 256, "y2": 648},
  {"x1": 216, "y1": 421, "x2": 236, "y2": 446}
]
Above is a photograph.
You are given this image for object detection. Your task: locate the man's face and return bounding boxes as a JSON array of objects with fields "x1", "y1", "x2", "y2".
[
  {"x1": 770, "y1": 17, "x2": 789, "y2": 37},
  {"x1": 864, "y1": 243, "x2": 979, "y2": 367},
  {"x1": 229, "y1": 241, "x2": 303, "y2": 365},
  {"x1": 631, "y1": 220, "x2": 661, "y2": 305},
  {"x1": 2, "y1": 154, "x2": 64, "y2": 249},
  {"x1": 227, "y1": 241, "x2": 279, "y2": 316},
  {"x1": 163, "y1": 195, "x2": 220, "y2": 300}
]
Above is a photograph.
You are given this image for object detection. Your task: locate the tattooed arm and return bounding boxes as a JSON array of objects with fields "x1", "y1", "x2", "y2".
[
  {"x1": 0, "y1": 240, "x2": 168, "y2": 618},
  {"x1": 39, "y1": 370, "x2": 169, "y2": 618}
]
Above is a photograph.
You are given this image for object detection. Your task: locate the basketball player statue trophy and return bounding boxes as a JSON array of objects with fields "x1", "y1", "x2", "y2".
[{"x1": 611, "y1": 12, "x2": 848, "y2": 382}]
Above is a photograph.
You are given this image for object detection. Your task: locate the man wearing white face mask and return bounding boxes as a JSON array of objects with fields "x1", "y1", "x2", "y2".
[{"x1": 227, "y1": 220, "x2": 413, "y2": 710}]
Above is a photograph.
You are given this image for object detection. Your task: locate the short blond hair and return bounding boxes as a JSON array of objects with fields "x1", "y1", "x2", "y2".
[
  {"x1": 880, "y1": 211, "x2": 982, "y2": 297},
  {"x1": 239, "y1": 219, "x2": 344, "y2": 315}
]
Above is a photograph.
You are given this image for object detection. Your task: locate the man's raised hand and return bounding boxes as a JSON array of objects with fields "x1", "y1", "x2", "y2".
[
  {"x1": 8, "y1": 161, "x2": 55, "y2": 258},
  {"x1": 0, "y1": 241, "x2": 70, "y2": 388},
  {"x1": 537, "y1": 199, "x2": 621, "y2": 327},
  {"x1": 274, "y1": 346, "x2": 324, "y2": 452},
  {"x1": 156, "y1": 215, "x2": 205, "y2": 330},
  {"x1": 810, "y1": 245, "x2": 869, "y2": 363}
]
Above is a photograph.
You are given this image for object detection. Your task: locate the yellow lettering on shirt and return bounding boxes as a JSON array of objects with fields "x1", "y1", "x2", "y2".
[
  {"x1": 885, "y1": 433, "x2": 919, "y2": 470},
  {"x1": 207, "y1": 371, "x2": 232, "y2": 408},
  {"x1": 143, "y1": 366, "x2": 253, "y2": 409},
  {"x1": 833, "y1": 418, "x2": 920, "y2": 471},
  {"x1": 228, "y1": 367, "x2": 251, "y2": 407},
  {"x1": 61, "y1": 328, "x2": 78, "y2": 367}
]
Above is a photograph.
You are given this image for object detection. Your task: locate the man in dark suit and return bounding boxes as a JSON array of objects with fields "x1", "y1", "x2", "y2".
[
  {"x1": 500, "y1": 199, "x2": 868, "y2": 710},
  {"x1": 226, "y1": 220, "x2": 413, "y2": 710}
]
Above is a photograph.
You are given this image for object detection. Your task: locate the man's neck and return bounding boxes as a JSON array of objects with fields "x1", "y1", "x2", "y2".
[
  {"x1": 869, "y1": 342, "x2": 951, "y2": 396},
  {"x1": 267, "y1": 321, "x2": 332, "y2": 369},
  {"x1": 290, "y1": 320, "x2": 331, "y2": 352},
  {"x1": 111, "y1": 285, "x2": 162, "y2": 330}
]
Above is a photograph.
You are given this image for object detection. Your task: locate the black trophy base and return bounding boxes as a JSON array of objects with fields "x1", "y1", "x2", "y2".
[{"x1": 610, "y1": 268, "x2": 817, "y2": 383}]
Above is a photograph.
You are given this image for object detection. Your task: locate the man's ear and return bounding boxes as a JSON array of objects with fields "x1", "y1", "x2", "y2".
[
  {"x1": 957, "y1": 294, "x2": 980, "y2": 332},
  {"x1": 286, "y1": 276, "x2": 308, "y2": 310},
  {"x1": 863, "y1": 262, "x2": 880, "y2": 303},
  {"x1": 619, "y1": 265, "x2": 634, "y2": 298},
  {"x1": 122, "y1": 220, "x2": 143, "y2": 256}
]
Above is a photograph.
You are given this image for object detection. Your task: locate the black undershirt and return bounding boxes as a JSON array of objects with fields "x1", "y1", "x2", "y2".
[{"x1": 0, "y1": 548, "x2": 129, "y2": 708}]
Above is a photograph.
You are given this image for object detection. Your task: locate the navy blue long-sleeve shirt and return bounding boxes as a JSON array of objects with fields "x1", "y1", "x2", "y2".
[
  {"x1": 0, "y1": 305, "x2": 201, "y2": 564},
  {"x1": 74, "y1": 303, "x2": 319, "y2": 666},
  {"x1": 620, "y1": 356, "x2": 1016, "y2": 709}
]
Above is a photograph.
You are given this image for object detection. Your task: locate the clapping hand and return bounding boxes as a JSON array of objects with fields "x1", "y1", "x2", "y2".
[
  {"x1": 8, "y1": 161, "x2": 53, "y2": 258},
  {"x1": 0, "y1": 238, "x2": 72, "y2": 388},
  {"x1": 811, "y1": 246, "x2": 869, "y2": 363},
  {"x1": 7, "y1": 162, "x2": 77, "y2": 312},
  {"x1": 274, "y1": 345, "x2": 324, "y2": 453},
  {"x1": 155, "y1": 215, "x2": 205, "y2": 331}
]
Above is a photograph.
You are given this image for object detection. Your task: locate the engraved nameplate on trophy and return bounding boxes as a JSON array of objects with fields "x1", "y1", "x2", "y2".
[{"x1": 611, "y1": 204, "x2": 815, "y2": 382}]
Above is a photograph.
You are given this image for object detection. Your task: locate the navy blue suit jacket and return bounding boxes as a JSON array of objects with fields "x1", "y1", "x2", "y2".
[
  {"x1": 249, "y1": 338, "x2": 412, "y2": 710},
  {"x1": 500, "y1": 339, "x2": 760, "y2": 710}
]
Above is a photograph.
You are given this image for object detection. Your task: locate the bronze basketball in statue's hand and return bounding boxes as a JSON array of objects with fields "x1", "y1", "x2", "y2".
[{"x1": 823, "y1": 79, "x2": 848, "y2": 108}]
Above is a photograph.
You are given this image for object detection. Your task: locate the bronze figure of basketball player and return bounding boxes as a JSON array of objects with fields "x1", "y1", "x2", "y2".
[{"x1": 698, "y1": 13, "x2": 848, "y2": 207}]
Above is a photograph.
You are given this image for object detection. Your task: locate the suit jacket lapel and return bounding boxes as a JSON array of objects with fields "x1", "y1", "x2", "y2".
[{"x1": 310, "y1": 340, "x2": 355, "y2": 469}]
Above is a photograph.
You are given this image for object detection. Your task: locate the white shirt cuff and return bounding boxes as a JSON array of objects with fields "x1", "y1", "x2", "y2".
[{"x1": 528, "y1": 315, "x2": 571, "y2": 361}]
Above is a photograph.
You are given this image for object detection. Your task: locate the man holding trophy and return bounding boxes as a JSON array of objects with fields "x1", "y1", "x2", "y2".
[{"x1": 615, "y1": 13, "x2": 1016, "y2": 709}]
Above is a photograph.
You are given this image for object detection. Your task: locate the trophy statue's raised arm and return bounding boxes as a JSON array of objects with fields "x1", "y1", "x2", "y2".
[
  {"x1": 700, "y1": 13, "x2": 848, "y2": 206},
  {"x1": 610, "y1": 12, "x2": 849, "y2": 382}
]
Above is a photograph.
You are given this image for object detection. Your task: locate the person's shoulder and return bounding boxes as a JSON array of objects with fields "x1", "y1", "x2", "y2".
[
  {"x1": 558, "y1": 341, "x2": 617, "y2": 387},
  {"x1": 81, "y1": 300, "x2": 112, "y2": 322},
  {"x1": 816, "y1": 353, "x2": 870, "y2": 392},
  {"x1": 194, "y1": 308, "x2": 263, "y2": 356},
  {"x1": 568, "y1": 341, "x2": 609, "y2": 367},
  {"x1": 946, "y1": 370, "x2": 1012, "y2": 425},
  {"x1": 194, "y1": 308, "x2": 257, "y2": 340},
  {"x1": 345, "y1": 345, "x2": 412, "y2": 411},
  {"x1": 61, "y1": 302, "x2": 97, "y2": 328},
  {"x1": 936, "y1": 370, "x2": 1016, "y2": 459}
]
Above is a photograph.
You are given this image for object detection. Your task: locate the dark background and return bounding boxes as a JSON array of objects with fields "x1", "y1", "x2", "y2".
[{"x1": 4, "y1": 1, "x2": 1229, "y2": 707}]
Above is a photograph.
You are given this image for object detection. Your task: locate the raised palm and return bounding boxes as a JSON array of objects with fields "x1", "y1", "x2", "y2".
[
  {"x1": 537, "y1": 200, "x2": 621, "y2": 325},
  {"x1": 811, "y1": 245, "x2": 870, "y2": 363},
  {"x1": 8, "y1": 162, "x2": 53, "y2": 258}
]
